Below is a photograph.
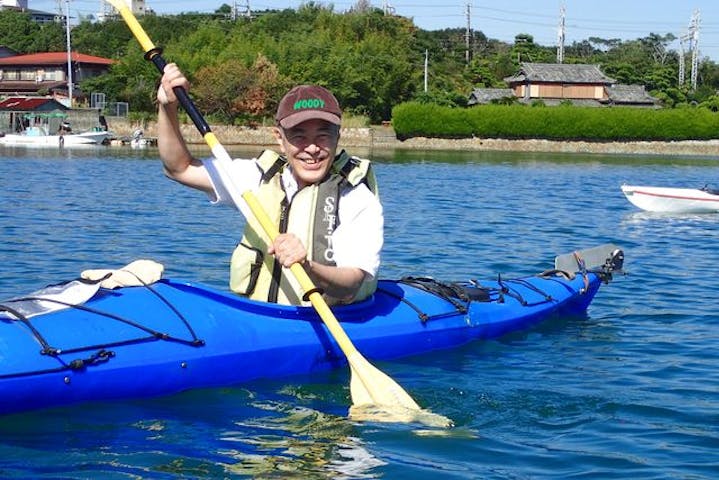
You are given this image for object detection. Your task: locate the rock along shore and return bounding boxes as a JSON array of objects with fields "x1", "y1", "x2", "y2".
[{"x1": 110, "y1": 119, "x2": 719, "y2": 157}]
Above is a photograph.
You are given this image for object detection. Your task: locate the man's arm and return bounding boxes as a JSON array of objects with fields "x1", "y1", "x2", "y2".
[
  {"x1": 156, "y1": 63, "x2": 213, "y2": 194},
  {"x1": 267, "y1": 233, "x2": 366, "y2": 303},
  {"x1": 303, "y1": 261, "x2": 366, "y2": 302}
]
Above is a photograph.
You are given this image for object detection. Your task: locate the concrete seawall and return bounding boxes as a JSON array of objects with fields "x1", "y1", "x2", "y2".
[{"x1": 108, "y1": 117, "x2": 719, "y2": 157}]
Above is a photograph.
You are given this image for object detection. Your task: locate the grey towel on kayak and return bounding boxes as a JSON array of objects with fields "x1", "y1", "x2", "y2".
[
  {"x1": 0, "y1": 259, "x2": 165, "y2": 320},
  {"x1": 0, "y1": 279, "x2": 101, "y2": 320},
  {"x1": 81, "y1": 259, "x2": 164, "y2": 289}
]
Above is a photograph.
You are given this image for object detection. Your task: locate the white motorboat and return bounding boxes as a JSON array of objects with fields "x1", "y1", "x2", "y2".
[
  {"x1": 0, "y1": 126, "x2": 110, "y2": 147},
  {"x1": 621, "y1": 185, "x2": 719, "y2": 213}
]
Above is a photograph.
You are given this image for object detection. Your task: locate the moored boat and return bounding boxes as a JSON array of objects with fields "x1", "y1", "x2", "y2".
[
  {"x1": 0, "y1": 126, "x2": 110, "y2": 147},
  {"x1": 0, "y1": 245, "x2": 623, "y2": 416},
  {"x1": 621, "y1": 184, "x2": 719, "y2": 213}
]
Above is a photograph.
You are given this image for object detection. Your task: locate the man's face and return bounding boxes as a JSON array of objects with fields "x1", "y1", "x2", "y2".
[{"x1": 274, "y1": 119, "x2": 340, "y2": 188}]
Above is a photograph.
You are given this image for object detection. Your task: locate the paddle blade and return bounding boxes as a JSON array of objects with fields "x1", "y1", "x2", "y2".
[
  {"x1": 346, "y1": 351, "x2": 453, "y2": 428},
  {"x1": 347, "y1": 350, "x2": 418, "y2": 408}
]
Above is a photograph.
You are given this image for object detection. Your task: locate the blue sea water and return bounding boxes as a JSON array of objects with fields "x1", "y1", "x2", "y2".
[{"x1": 0, "y1": 145, "x2": 718, "y2": 479}]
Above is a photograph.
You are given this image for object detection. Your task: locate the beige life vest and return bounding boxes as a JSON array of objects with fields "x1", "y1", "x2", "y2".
[{"x1": 229, "y1": 149, "x2": 379, "y2": 305}]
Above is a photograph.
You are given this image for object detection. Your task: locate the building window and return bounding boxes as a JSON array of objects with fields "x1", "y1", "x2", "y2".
[{"x1": 44, "y1": 69, "x2": 61, "y2": 81}]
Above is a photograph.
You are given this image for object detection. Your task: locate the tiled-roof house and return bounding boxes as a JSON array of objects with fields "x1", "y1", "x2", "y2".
[
  {"x1": 504, "y1": 63, "x2": 616, "y2": 104},
  {"x1": 604, "y1": 84, "x2": 659, "y2": 107},
  {"x1": 467, "y1": 88, "x2": 515, "y2": 106},
  {"x1": 0, "y1": 52, "x2": 114, "y2": 103},
  {"x1": 468, "y1": 63, "x2": 659, "y2": 108}
]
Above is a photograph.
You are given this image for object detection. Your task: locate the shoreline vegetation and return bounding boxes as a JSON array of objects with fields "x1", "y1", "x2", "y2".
[{"x1": 113, "y1": 119, "x2": 719, "y2": 157}]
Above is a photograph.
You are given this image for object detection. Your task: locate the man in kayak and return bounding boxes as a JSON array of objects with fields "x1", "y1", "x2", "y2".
[{"x1": 156, "y1": 64, "x2": 382, "y2": 306}]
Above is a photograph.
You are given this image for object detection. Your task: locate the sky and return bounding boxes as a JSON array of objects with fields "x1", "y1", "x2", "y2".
[{"x1": 28, "y1": 1, "x2": 719, "y2": 62}]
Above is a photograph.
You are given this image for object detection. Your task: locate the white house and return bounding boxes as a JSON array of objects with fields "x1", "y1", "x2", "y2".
[{"x1": 0, "y1": 1, "x2": 29, "y2": 8}]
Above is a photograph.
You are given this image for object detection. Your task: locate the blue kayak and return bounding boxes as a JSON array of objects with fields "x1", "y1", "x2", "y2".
[{"x1": 0, "y1": 245, "x2": 623, "y2": 416}]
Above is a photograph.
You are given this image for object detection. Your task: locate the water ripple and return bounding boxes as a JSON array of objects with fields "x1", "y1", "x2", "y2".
[{"x1": 1, "y1": 148, "x2": 718, "y2": 478}]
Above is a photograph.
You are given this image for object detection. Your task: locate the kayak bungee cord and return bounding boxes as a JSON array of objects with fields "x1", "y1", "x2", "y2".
[
  {"x1": 103, "y1": 0, "x2": 451, "y2": 427},
  {"x1": 0, "y1": 280, "x2": 204, "y2": 380}
]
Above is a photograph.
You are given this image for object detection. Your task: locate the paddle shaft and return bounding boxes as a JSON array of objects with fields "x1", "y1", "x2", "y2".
[{"x1": 107, "y1": 2, "x2": 209, "y2": 137}]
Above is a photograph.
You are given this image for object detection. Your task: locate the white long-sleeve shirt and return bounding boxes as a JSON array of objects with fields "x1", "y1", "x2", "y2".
[{"x1": 202, "y1": 155, "x2": 383, "y2": 278}]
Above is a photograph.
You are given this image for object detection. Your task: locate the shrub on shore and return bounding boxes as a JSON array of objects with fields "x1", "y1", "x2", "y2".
[{"x1": 392, "y1": 103, "x2": 719, "y2": 141}]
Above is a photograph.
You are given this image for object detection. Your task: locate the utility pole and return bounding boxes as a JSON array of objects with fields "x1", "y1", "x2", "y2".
[
  {"x1": 690, "y1": 9, "x2": 700, "y2": 90},
  {"x1": 679, "y1": 38, "x2": 686, "y2": 85},
  {"x1": 556, "y1": 4, "x2": 566, "y2": 64},
  {"x1": 465, "y1": 3, "x2": 471, "y2": 65},
  {"x1": 65, "y1": 0, "x2": 73, "y2": 108},
  {"x1": 424, "y1": 49, "x2": 428, "y2": 93},
  {"x1": 678, "y1": 9, "x2": 700, "y2": 90},
  {"x1": 233, "y1": 0, "x2": 251, "y2": 20},
  {"x1": 99, "y1": 0, "x2": 111, "y2": 19}
]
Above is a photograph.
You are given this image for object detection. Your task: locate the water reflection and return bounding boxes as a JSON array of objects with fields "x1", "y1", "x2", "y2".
[{"x1": 223, "y1": 403, "x2": 385, "y2": 478}]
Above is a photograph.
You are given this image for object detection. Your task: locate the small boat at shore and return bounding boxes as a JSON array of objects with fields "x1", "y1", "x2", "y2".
[
  {"x1": 621, "y1": 185, "x2": 719, "y2": 213},
  {"x1": 0, "y1": 244, "x2": 622, "y2": 416},
  {"x1": 0, "y1": 126, "x2": 110, "y2": 147}
]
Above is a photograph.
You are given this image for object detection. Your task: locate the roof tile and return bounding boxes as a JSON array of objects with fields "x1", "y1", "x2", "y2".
[{"x1": 0, "y1": 52, "x2": 114, "y2": 66}]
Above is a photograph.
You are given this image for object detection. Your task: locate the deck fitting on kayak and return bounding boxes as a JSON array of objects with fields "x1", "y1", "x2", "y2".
[{"x1": 68, "y1": 350, "x2": 116, "y2": 371}]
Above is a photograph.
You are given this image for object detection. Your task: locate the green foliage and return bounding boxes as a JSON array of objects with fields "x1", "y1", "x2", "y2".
[
  {"x1": 393, "y1": 103, "x2": 719, "y2": 141},
  {"x1": 413, "y1": 90, "x2": 467, "y2": 108},
  {"x1": 342, "y1": 113, "x2": 370, "y2": 128},
  {"x1": 80, "y1": 42, "x2": 158, "y2": 112},
  {"x1": 15, "y1": 5, "x2": 716, "y2": 131},
  {"x1": 127, "y1": 110, "x2": 155, "y2": 123},
  {"x1": 71, "y1": 19, "x2": 133, "y2": 58},
  {"x1": 392, "y1": 102, "x2": 474, "y2": 139},
  {"x1": 652, "y1": 87, "x2": 687, "y2": 108},
  {"x1": 76, "y1": 6, "x2": 418, "y2": 123},
  {"x1": 0, "y1": 11, "x2": 37, "y2": 52},
  {"x1": 193, "y1": 54, "x2": 286, "y2": 124},
  {"x1": 699, "y1": 95, "x2": 719, "y2": 112},
  {"x1": 0, "y1": 10, "x2": 64, "y2": 52}
]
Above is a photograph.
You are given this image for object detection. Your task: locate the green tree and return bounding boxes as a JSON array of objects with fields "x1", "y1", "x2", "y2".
[
  {"x1": 80, "y1": 41, "x2": 157, "y2": 112},
  {"x1": 0, "y1": 10, "x2": 41, "y2": 52},
  {"x1": 70, "y1": 18, "x2": 133, "y2": 58},
  {"x1": 644, "y1": 64, "x2": 676, "y2": 91},
  {"x1": 512, "y1": 33, "x2": 536, "y2": 63},
  {"x1": 566, "y1": 40, "x2": 598, "y2": 59},
  {"x1": 193, "y1": 54, "x2": 286, "y2": 124},
  {"x1": 639, "y1": 32, "x2": 676, "y2": 65},
  {"x1": 51, "y1": 6, "x2": 719, "y2": 119}
]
